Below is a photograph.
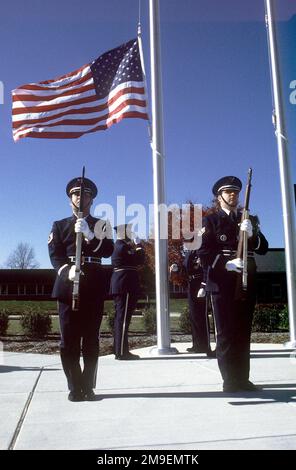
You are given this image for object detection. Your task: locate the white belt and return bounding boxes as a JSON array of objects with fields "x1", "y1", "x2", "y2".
[
  {"x1": 69, "y1": 256, "x2": 101, "y2": 264},
  {"x1": 222, "y1": 250, "x2": 254, "y2": 257},
  {"x1": 114, "y1": 266, "x2": 138, "y2": 272}
]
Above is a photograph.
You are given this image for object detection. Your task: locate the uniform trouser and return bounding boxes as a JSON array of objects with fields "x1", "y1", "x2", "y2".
[
  {"x1": 188, "y1": 286, "x2": 210, "y2": 351},
  {"x1": 58, "y1": 299, "x2": 104, "y2": 392},
  {"x1": 212, "y1": 272, "x2": 255, "y2": 383},
  {"x1": 211, "y1": 273, "x2": 255, "y2": 385},
  {"x1": 113, "y1": 293, "x2": 138, "y2": 356}
]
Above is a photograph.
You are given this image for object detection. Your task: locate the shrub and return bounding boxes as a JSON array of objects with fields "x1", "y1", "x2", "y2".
[
  {"x1": 179, "y1": 306, "x2": 192, "y2": 334},
  {"x1": 20, "y1": 308, "x2": 52, "y2": 338},
  {"x1": 142, "y1": 307, "x2": 156, "y2": 334},
  {"x1": 0, "y1": 309, "x2": 9, "y2": 335},
  {"x1": 279, "y1": 305, "x2": 289, "y2": 330},
  {"x1": 252, "y1": 303, "x2": 287, "y2": 332},
  {"x1": 105, "y1": 309, "x2": 116, "y2": 333}
]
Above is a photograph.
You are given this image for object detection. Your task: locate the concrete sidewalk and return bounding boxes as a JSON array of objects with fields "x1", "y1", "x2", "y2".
[{"x1": 1, "y1": 343, "x2": 296, "y2": 450}]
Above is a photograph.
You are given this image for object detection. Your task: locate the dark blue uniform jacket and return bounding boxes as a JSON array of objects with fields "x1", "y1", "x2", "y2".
[
  {"x1": 183, "y1": 250, "x2": 203, "y2": 281},
  {"x1": 48, "y1": 215, "x2": 114, "y2": 304},
  {"x1": 110, "y1": 240, "x2": 145, "y2": 295},
  {"x1": 198, "y1": 210, "x2": 268, "y2": 293}
]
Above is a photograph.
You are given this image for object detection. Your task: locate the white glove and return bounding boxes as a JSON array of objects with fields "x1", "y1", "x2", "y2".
[
  {"x1": 240, "y1": 219, "x2": 253, "y2": 238},
  {"x1": 170, "y1": 263, "x2": 179, "y2": 273},
  {"x1": 197, "y1": 288, "x2": 206, "y2": 298},
  {"x1": 68, "y1": 265, "x2": 82, "y2": 281},
  {"x1": 133, "y1": 236, "x2": 141, "y2": 245},
  {"x1": 75, "y1": 218, "x2": 94, "y2": 241},
  {"x1": 225, "y1": 258, "x2": 244, "y2": 273}
]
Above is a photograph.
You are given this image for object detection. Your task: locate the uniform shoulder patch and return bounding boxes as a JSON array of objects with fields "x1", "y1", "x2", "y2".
[{"x1": 48, "y1": 232, "x2": 53, "y2": 244}]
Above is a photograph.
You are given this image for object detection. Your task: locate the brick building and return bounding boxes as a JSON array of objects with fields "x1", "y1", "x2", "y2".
[{"x1": 0, "y1": 249, "x2": 287, "y2": 303}]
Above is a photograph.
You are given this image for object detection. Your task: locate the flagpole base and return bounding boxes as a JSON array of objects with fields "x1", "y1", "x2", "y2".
[
  {"x1": 149, "y1": 346, "x2": 179, "y2": 356},
  {"x1": 284, "y1": 340, "x2": 296, "y2": 349}
]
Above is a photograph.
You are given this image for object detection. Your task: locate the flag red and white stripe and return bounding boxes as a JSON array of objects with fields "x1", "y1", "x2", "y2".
[{"x1": 12, "y1": 39, "x2": 148, "y2": 141}]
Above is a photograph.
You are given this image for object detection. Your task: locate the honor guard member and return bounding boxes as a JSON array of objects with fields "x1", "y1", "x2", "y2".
[
  {"x1": 110, "y1": 224, "x2": 145, "y2": 360},
  {"x1": 48, "y1": 176, "x2": 114, "y2": 401},
  {"x1": 197, "y1": 176, "x2": 268, "y2": 392},
  {"x1": 170, "y1": 251, "x2": 216, "y2": 358}
]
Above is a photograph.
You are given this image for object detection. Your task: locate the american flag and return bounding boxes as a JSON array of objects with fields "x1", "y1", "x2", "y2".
[{"x1": 12, "y1": 38, "x2": 149, "y2": 141}]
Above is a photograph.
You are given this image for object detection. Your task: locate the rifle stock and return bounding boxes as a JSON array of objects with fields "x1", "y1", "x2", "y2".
[{"x1": 72, "y1": 166, "x2": 85, "y2": 311}]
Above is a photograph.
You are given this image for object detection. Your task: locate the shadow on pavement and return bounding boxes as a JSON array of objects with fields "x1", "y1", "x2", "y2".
[
  {"x1": 0, "y1": 365, "x2": 60, "y2": 373},
  {"x1": 94, "y1": 384, "x2": 296, "y2": 404},
  {"x1": 134, "y1": 354, "x2": 216, "y2": 361}
]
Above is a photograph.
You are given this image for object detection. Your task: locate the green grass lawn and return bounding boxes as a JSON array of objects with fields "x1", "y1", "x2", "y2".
[
  {"x1": 2, "y1": 299, "x2": 288, "y2": 338},
  {"x1": 0, "y1": 298, "x2": 187, "y2": 314},
  {"x1": 7, "y1": 310, "x2": 183, "y2": 335},
  {"x1": 169, "y1": 298, "x2": 187, "y2": 312},
  {"x1": 1, "y1": 298, "x2": 186, "y2": 336},
  {"x1": 0, "y1": 300, "x2": 58, "y2": 314},
  {"x1": 6, "y1": 315, "x2": 181, "y2": 336},
  {"x1": 0, "y1": 300, "x2": 116, "y2": 315}
]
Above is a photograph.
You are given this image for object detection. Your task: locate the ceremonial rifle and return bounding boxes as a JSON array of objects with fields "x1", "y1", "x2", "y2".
[
  {"x1": 72, "y1": 166, "x2": 85, "y2": 311},
  {"x1": 236, "y1": 168, "x2": 252, "y2": 291}
]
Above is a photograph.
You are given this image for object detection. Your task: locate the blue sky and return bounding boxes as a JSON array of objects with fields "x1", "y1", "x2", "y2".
[{"x1": 0, "y1": 0, "x2": 295, "y2": 268}]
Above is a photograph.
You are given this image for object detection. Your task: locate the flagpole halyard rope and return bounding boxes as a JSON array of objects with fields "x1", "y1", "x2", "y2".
[
  {"x1": 150, "y1": 144, "x2": 165, "y2": 160},
  {"x1": 137, "y1": 19, "x2": 153, "y2": 144},
  {"x1": 138, "y1": 0, "x2": 141, "y2": 26},
  {"x1": 266, "y1": 12, "x2": 288, "y2": 143}
]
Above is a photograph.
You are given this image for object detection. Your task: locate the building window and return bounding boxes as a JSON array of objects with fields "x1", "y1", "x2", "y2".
[
  {"x1": 7, "y1": 283, "x2": 17, "y2": 295},
  {"x1": 0, "y1": 284, "x2": 8, "y2": 295},
  {"x1": 25, "y1": 283, "x2": 37, "y2": 295},
  {"x1": 272, "y1": 283, "x2": 282, "y2": 300},
  {"x1": 44, "y1": 284, "x2": 53, "y2": 295},
  {"x1": 256, "y1": 280, "x2": 267, "y2": 302},
  {"x1": 17, "y1": 284, "x2": 27, "y2": 295},
  {"x1": 35, "y1": 284, "x2": 45, "y2": 295}
]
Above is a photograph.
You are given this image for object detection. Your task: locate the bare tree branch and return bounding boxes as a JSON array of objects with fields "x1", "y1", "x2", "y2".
[{"x1": 5, "y1": 243, "x2": 40, "y2": 269}]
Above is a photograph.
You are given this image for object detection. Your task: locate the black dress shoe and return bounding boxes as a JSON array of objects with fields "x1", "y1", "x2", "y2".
[
  {"x1": 238, "y1": 381, "x2": 262, "y2": 392},
  {"x1": 115, "y1": 352, "x2": 140, "y2": 360},
  {"x1": 186, "y1": 346, "x2": 206, "y2": 353},
  {"x1": 68, "y1": 391, "x2": 84, "y2": 402},
  {"x1": 206, "y1": 349, "x2": 216, "y2": 358},
  {"x1": 222, "y1": 382, "x2": 240, "y2": 392},
  {"x1": 84, "y1": 389, "x2": 96, "y2": 401},
  {"x1": 186, "y1": 346, "x2": 198, "y2": 353}
]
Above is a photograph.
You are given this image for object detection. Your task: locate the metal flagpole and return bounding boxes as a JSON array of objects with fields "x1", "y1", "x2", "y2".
[
  {"x1": 149, "y1": 0, "x2": 178, "y2": 354},
  {"x1": 265, "y1": 0, "x2": 296, "y2": 348}
]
